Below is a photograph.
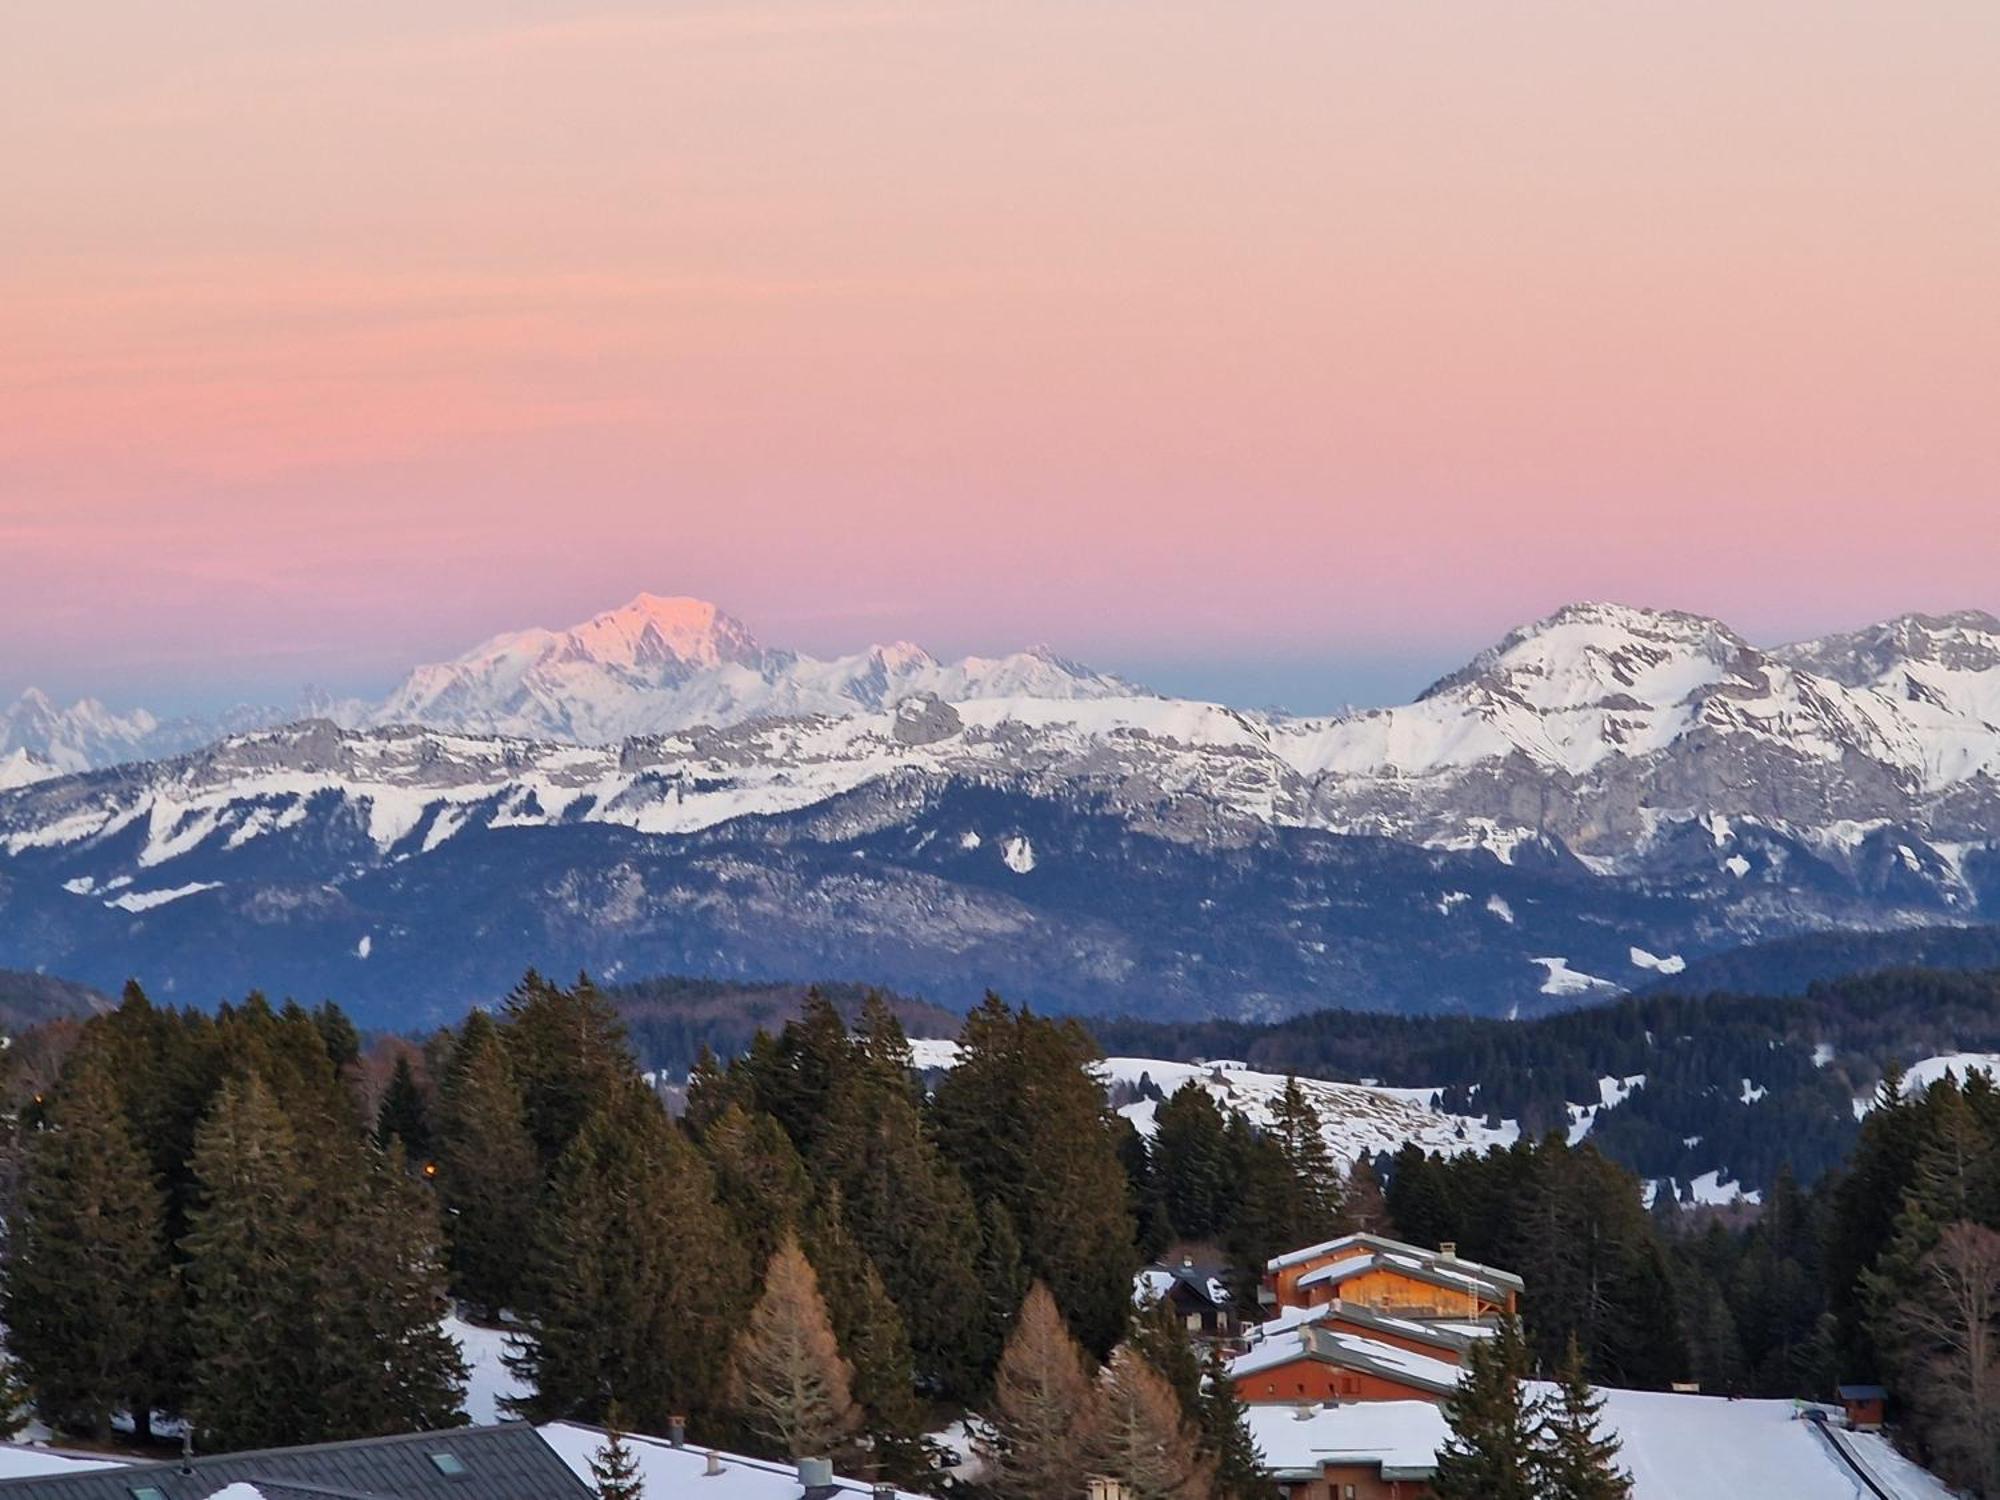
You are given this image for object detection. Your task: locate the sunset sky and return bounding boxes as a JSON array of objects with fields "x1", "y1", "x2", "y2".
[{"x1": 4, "y1": 2, "x2": 1997, "y2": 711}]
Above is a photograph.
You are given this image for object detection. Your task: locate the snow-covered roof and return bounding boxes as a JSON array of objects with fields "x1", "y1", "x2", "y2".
[
  {"x1": 538, "y1": 1424, "x2": 931, "y2": 1500},
  {"x1": 1269, "y1": 1233, "x2": 1522, "y2": 1295},
  {"x1": 1245, "y1": 1387, "x2": 1958, "y2": 1499},
  {"x1": 0, "y1": 1448, "x2": 124, "y2": 1482},
  {"x1": 1247, "y1": 1400, "x2": 1447, "y2": 1480},
  {"x1": 1248, "y1": 1300, "x2": 1487, "y2": 1355},
  {"x1": 1228, "y1": 1325, "x2": 1463, "y2": 1397}
]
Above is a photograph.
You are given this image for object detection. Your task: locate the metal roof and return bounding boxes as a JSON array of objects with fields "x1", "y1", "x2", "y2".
[{"x1": 0, "y1": 1424, "x2": 592, "y2": 1500}]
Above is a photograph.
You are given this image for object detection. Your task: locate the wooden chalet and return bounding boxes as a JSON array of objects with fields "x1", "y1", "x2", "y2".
[{"x1": 1264, "y1": 1233, "x2": 1520, "y2": 1321}]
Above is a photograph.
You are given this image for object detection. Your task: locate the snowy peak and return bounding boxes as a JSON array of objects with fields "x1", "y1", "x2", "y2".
[
  {"x1": 1777, "y1": 610, "x2": 2000, "y2": 687},
  {"x1": 556, "y1": 594, "x2": 766, "y2": 672},
  {"x1": 1421, "y1": 603, "x2": 1753, "y2": 712},
  {"x1": 0, "y1": 747, "x2": 59, "y2": 790},
  {"x1": 1, "y1": 689, "x2": 161, "y2": 773},
  {"x1": 368, "y1": 592, "x2": 1143, "y2": 743}
]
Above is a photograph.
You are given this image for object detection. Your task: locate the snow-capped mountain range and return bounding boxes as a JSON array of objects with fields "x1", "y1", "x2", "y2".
[
  {"x1": 2, "y1": 594, "x2": 1139, "y2": 769},
  {"x1": 4, "y1": 596, "x2": 2000, "y2": 1022}
]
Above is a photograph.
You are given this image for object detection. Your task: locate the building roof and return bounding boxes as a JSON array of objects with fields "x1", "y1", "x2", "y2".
[
  {"x1": 1266, "y1": 1233, "x2": 1524, "y2": 1294},
  {"x1": 1246, "y1": 1400, "x2": 1447, "y2": 1481},
  {"x1": 1133, "y1": 1260, "x2": 1231, "y2": 1310},
  {"x1": 0, "y1": 1424, "x2": 589, "y2": 1500},
  {"x1": 1248, "y1": 1300, "x2": 1488, "y2": 1356},
  {"x1": 1228, "y1": 1324, "x2": 1464, "y2": 1397},
  {"x1": 537, "y1": 1424, "x2": 930, "y2": 1500}
]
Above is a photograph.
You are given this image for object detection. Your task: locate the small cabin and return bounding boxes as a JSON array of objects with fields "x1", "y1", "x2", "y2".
[{"x1": 1838, "y1": 1384, "x2": 1887, "y2": 1433}]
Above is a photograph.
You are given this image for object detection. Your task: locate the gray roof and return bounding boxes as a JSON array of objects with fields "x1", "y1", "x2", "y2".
[{"x1": 0, "y1": 1423, "x2": 592, "y2": 1500}]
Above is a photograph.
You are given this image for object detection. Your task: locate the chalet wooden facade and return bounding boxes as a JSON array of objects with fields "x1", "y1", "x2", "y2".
[{"x1": 1264, "y1": 1234, "x2": 1521, "y2": 1321}]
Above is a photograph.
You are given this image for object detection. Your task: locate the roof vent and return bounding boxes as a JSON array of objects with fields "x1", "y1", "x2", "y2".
[
  {"x1": 799, "y1": 1456, "x2": 835, "y2": 1489},
  {"x1": 1439, "y1": 1241, "x2": 1458, "y2": 1261},
  {"x1": 1294, "y1": 1400, "x2": 1317, "y2": 1420},
  {"x1": 705, "y1": 1451, "x2": 725, "y2": 1477},
  {"x1": 873, "y1": 1485, "x2": 897, "y2": 1500}
]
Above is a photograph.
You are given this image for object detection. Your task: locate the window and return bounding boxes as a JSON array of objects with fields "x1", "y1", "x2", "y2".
[
  {"x1": 1342, "y1": 1487, "x2": 1357, "y2": 1500},
  {"x1": 428, "y1": 1452, "x2": 470, "y2": 1477},
  {"x1": 129, "y1": 1488, "x2": 169, "y2": 1500}
]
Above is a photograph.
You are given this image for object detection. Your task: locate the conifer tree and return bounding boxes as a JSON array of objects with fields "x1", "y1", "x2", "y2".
[
  {"x1": 1536, "y1": 1333, "x2": 1631, "y2": 1500},
  {"x1": 726, "y1": 1235, "x2": 862, "y2": 1460},
  {"x1": 375, "y1": 1054, "x2": 431, "y2": 1159},
  {"x1": 1128, "y1": 1302, "x2": 1267, "y2": 1500},
  {"x1": 1197, "y1": 1350, "x2": 1271, "y2": 1500},
  {"x1": 315, "y1": 1138, "x2": 468, "y2": 1438},
  {"x1": 705, "y1": 1102, "x2": 813, "y2": 1270},
  {"x1": 1154, "y1": 1087, "x2": 1232, "y2": 1241},
  {"x1": 1431, "y1": 1317, "x2": 1539, "y2": 1500},
  {"x1": 590, "y1": 1407, "x2": 646, "y2": 1500},
  {"x1": 502, "y1": 971, "x2": 636, "y2": 1169},
  {"x1": 974, "y1": 1199, "x2": 1032, "y2": 1387},
  {"x1": 1097, "y1": 1344, "x2": 1214, "y2": 1500},
  {"x1": 803, "y1": 1188, "x2": 927, "y2": 1477},
  {"x1": 511, "y1": 1084, "x2": 747, "y2": 1428},
  {"x1": 932, "y1": 996, "x2": 1138, "y2": 1355},
  {"x1": 1269, "y1": 1077, "x2": 1344, "y2": 1234},
  {"x1": 182, "y1": 1072, "x2": 318, "y2": 1449},
  {"x1": 434, "y1": 1010, "x2": 540, "y2": 1318},
  {"x1": 1343, "y1": 1155, "x2": 1393, "y2": 1237},
  {"x1": 2, "y1": 1050, "x2": 170, "y2": 1442},
  {"x1": 979, "y1": 1283, "x2": 1101, "y2": 1500}
]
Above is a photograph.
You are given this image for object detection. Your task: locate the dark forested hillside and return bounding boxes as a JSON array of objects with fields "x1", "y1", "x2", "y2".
[
  {"x1": 607, "y1": 976, "x2": 960, "y2": 1074},
  {"x1": 1633, "y1": 925, "x2": 2000, "y2": 999},
  {"x1": 1092, "y1": 968, "x2": 2000, "y2": 1191}
]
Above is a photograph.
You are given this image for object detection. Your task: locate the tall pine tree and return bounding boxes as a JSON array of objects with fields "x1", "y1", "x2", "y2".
[{"x1": 2, "y1": 1050, "x2": 170, "y2": 1441}]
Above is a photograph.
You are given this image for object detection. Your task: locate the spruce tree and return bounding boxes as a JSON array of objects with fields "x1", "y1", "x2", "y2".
[
  {"x1": 1536, "y1": 1333, "x2": 1632, "y2": 1500},
  {"x1": 1431, "y1": 1318, "x2": 1539, "y2": 1500},
  {"x1": 980, "y1": 1283, "x2": 1101, "y2": 1500},
  {"x1": 182, "y1": 1072, "x2": 319, "y2": 1449},
  {"x1": 2, "y1": 1050, "x2": 170, "y2": 1442},
  {"x1": 590, "y1": 1407, "x2": 646, "y2": 1500},
  {"x1": 1197, "y1": 1350, "x2": 1272, "y2": 1500},
  {"x1": 1269, "y1": 1076, "x2": 1344, "y2": 1235},
  {"x1": 375, "y1": 1054, "x2": 431, "y2": 1159},
  {"x1": 434, "y1": 1010, "x2": 540, "y2": 1318},
  {"x1": 803, "y1": 1188, "x2": 928, "y2": 1479},
  {"x1": 501, "y1": 971, "x2": 636, "y2": 1169},
  {"x1": 511, "y1": 1084, "x2": 748, "y2": 1428},
  {"x1": 725, "y1": 1234, "x2": 862, "y2": 1460},
  {"x1": 704, "y1": 1102, "x2": 813, "y2": 1270},
  {"x1": 1155, "y1": 1087, "x2": 1231, "y2": 1240},
  {"x1": 931, "y1": 996, "x2": 1138, "y2": 1355}
]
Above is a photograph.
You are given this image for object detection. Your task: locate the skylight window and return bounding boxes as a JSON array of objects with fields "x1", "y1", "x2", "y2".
[
  {"x1": 427, "y1": 1451, "x2": 470, "y2": 1477},
  {"x1": 129, "y1": 1488, "x2": 170, "y2": 1500}
]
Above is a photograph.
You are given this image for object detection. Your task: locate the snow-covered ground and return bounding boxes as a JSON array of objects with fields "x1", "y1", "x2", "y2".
[
  {"x1": 446, "y1": 1313, "x2": 529, "y2": 1425},
  {"x1": 1856, "y1": 1053, "x2": 2000, "y2": 1118},
  {"x1": 1103, "y1": 1056, "x2": 1519, "y2": 1161}
]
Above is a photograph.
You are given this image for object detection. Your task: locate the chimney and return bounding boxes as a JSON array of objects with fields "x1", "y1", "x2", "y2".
[
  {"x1": 799, "y1": 1457, "x2": 835, "y2": 1491},
  {"x1": 1439, "y1": 1241, "x2": 1458, "y2": 1261},
  {"x1": 669, "y1": 1416, "x2": 686, "y2": 1448},
  {"x1": 704, "y1": 1451, "x2": 725, "y2": 1477},
  {"x1": 1086, "y1": 1478, "x2": 1128, "y2": 1500},
  {"x1": 1181, "y1": 1255, "x2": 1194, "y2": 1269},
  {"x1": 179, "y1": 1430, "x2": 195, "y2": 1476},
  {"x1": 1294, "y1": 1400, "x2": 1317, "y2": 1420},
  {"x1": 872, "y1": 1486, "x2": 896, "y2": 1500}
]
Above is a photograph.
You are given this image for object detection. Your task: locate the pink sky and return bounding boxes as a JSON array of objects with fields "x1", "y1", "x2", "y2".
[{"x1": 4, "y1": 2, "x2": 1997, "y2": 708}]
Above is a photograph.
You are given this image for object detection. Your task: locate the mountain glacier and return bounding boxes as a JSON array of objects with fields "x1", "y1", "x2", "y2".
[{"x1": 4, "y1": 597, "x2": 1999, "y2": 1022}]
